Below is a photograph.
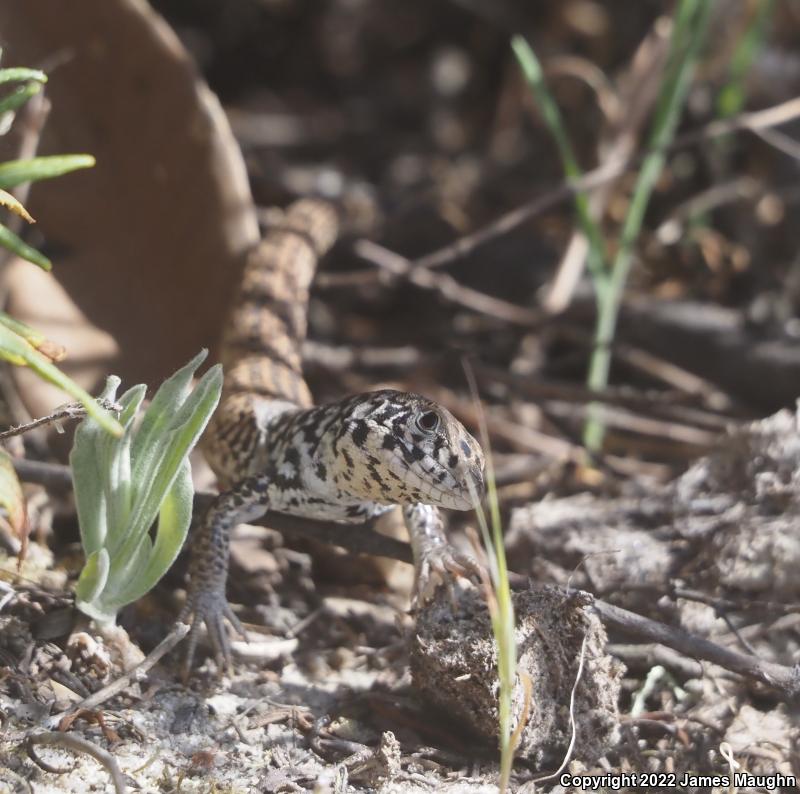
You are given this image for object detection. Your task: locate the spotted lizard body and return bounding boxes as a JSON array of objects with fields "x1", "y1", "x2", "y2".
[{"x1": 183, "y1": 199, "x2": 485, "y2": 672}]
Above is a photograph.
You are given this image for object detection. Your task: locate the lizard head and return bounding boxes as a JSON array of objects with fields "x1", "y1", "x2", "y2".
[{"x1": 330, "y1": 390, "x2": 485, "y2": 510}]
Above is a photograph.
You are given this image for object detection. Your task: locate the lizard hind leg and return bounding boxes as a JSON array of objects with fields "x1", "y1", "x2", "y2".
[
  {"x1": 179, "y1": 473, "x2": 271, "y2": 677},
  {"x1": 403, "y1": 503, "x2": 482, "y2": 606}
]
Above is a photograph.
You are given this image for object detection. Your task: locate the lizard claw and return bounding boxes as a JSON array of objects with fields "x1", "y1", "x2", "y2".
[
  {"x1": 413, "y1": 545, "x2": 482, "y2": 607},
  {"x1": 178, "y1": 587, "x2": 247, "y2": 679}
]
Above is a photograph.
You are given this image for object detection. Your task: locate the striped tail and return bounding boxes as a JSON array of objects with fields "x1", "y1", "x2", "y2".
[{"x1": 204, "y1": 199, "x2": 339, "y2": 482}]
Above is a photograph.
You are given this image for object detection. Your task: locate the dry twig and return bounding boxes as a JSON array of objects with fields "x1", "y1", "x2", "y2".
[
  {"x1": 51, "y1": 623, "x2": 190, "y2": 725},
  {"x1": 354, "y1": 239, "x2": 542, "y2": 326},
  {"x1": 0, "y1": 399, "x2": 122, "y2": 442},
  {"x1": 25, "y1": 731, "x2": 127, "y2": 794}
]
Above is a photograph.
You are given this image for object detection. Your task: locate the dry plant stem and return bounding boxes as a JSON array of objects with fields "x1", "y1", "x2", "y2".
[
  {"x1": 671, "y1": 586, "x2": 800, "y2": 617},
  {"x1": 25, "y1": 731, "x2": 127, "y2": 794},
  {"x1": 545, "y1": 56, "x2": 622, "y2": 124},
  {"x1": 655, "y1": 176, "x2": 761, "y2": 240},
  {"x1": 532, "y1": 631, "x2": 589, "y2": 784},
  {"x1": 0, "y1": 399, "x2": 122, "y2": 441},
  {"x1": 0, "y1": 768, "x2": 31, "y2": 794},
  {"x1": 50, "y1": 623, "x2": 190, "y2": 726},
  {"x1": 547, "y1": 320, "x2": 734, "y2": 406},
  {"x1": 14, "y1": 458, "x2": 800, "y2": 697},
  {"x1": 351, "y1": 95, "x2": 800, "y2": 285},
  {"x1": 543, "y1": 400, "x2": 719, "y2": 448},
  {"x1": 753, "y1": 126, "x2": 800, "y2": 160},
  {"x1": 475, "y1": 363, "x2": 734, "y2": 430},
  {"x1": 607, "y1": 643, "x2": 703, "y2": 679},
  {"x1": 592, "y1": 598, "x2": 800, "y2": 699},
  {"x1": 428, "y1": 386, "x2": 582, "y2": 461},
  {"x1": 354, "y1": 239, "x2": 542, "y2": 326}
]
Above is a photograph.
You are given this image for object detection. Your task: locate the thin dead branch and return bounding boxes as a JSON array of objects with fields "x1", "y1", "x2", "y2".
[
  {"x1": 592, "y1": 597, "x2": 800, "y2": 699},
  {"x1": 51, "y1": 623, "x2": 190, "y2": 725},
  {"x1": 0, "y1": 399, "x2": 122, "y2": 442},
  {"x1": 25, "y1": 731, "x2": 127, "y2": 794},
  {"x1": 354, "y1": 239, "x2": 543, "y2": 326},
  {"x1": 475, "y1": 363, "x2": 735, "y2": 430}
]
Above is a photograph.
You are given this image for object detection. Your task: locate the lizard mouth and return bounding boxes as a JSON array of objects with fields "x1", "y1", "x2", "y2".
[{"x1": 446, "y1": 464, "x2": 485, "y2": 511}]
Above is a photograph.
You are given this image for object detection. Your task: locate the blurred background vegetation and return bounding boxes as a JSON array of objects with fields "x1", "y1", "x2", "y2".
[{"x1": 2, "y1": 0, "x2": 799, "y2": 479}]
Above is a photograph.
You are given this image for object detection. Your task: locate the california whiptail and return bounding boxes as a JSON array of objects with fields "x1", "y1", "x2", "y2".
[{"x1": 182, "y1": 199, "x2": 485, "y2": 672}]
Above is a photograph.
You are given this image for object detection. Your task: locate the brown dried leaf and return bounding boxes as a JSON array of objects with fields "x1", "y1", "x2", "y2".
[{"x1": 0, "y1": 188, "x2": 35, "y2": 223}]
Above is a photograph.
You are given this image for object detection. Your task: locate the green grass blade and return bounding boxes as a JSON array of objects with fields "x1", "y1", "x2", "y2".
[
  {"x1": 583, "y1": 0, "x2": 715, "y2": 450},
  {"x1": 0, "y1": 323, "x2": 123, "y2": 436},
  {"x1": 0, "y1": 312, "x2": 51, "y2": 350},
  {"x1": 0, "y1": 82, "x2": 42, "y2": 116},
  {"x1": 0, "y1": 155, "x2": 96, "y2": 190},
  {"x1": 0, "y1": 221, "x2": 51, "y2": 270},
  {"x1": 0, "y1": 68, "x2": 47, "y2": 85},
  {"x1": 511, "y1": 35, "x2": 608, "y2": 279},
  {"x1": 464, "y1": 369, "x2": 517, "y2": 793}
]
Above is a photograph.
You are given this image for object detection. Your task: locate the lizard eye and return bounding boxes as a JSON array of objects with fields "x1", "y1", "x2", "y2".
[{"x1": 415, "y1": 411, "x2": 440, "y2": 434}]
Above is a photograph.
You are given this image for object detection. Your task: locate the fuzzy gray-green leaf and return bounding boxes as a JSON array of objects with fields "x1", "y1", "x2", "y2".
[{"x1": 70, "y1": 376, "x2": 121, "y2": 556}]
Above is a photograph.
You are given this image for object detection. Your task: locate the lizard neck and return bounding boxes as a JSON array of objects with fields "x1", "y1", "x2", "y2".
[{"x1": 259, "y1": 402, "x2": 394, "y2": 522}]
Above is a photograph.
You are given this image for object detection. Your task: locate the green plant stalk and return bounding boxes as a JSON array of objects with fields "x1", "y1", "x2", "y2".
[
  {"x1": 511, "y1": 35, "x2": 608, "y2": 282},
  {"x1": 469, "y1": 435, "x2": 516, "y2": 792},
  {"x1": 0, "y1": 322, "x2": 122, "y2": 436},
  {"x1": 489, "y1": 471, "x2": 516, "y2": 794},
  {"x1": 718, "y1": 0, "x2": 775, "y2": 117},
  {"x1": 583, "y1": 0, "x2": 714, "y2": 451},
  {"x1": 0, "y1": 312, "x2": 52, "y2": 348}
]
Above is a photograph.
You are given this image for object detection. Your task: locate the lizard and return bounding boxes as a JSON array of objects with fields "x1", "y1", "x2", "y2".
[{"x1": 181, "y1": 198, "x2": 485, "y2": 673}]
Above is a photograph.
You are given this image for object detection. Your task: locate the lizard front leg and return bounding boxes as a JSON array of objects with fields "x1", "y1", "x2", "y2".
[
  {"x1": 403, "y1": 504, "x2": 481, "y2": 605},
  {"x1": 179, "y1": 473, "x2": 270, "y2": 676}
]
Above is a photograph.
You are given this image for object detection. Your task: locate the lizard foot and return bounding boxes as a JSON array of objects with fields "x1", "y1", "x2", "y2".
[
  {"x1": 178, "y1": 586, "x2": 247, "y2": 679},
  {"x1": 413, "y1": 545, "x2": 483, "y2": 607}
]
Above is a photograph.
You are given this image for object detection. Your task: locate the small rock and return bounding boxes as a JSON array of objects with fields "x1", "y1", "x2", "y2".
[{"x1": 411, "y1": 585, "x2": 623, "y2": 768}]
